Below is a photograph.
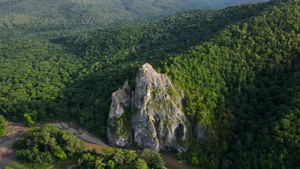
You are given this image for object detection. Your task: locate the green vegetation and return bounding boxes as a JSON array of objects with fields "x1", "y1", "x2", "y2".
[
  {"x1": 0, "y1": 0, "x2": 263, "y2": 32},
  {"x1": 78, "y1": 148, "x2": 164, "y2": 169},
  {"x1": 165, "y1": 0, "x2": 300, "y2": 168},
  {"x1": 0, "y1": 8, "x2": 221, "y2": 138},
  {"x1": 12, "y1": 124, "x2": 165, "y2": 169},
  {"x1": 13, "y1": 124, "x2": 85, "y2": 168},
  {"x1": 0, "y1": 115, "x2": 7, "y2": 137},
  {"x1": 1, "y1": 0, "x2": 300, "y2": 168}
]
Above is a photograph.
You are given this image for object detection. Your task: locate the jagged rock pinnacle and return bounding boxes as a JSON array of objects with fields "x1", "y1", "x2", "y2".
[{"x1": 107, "y1": 63, "x2": 190, "y2": 152}]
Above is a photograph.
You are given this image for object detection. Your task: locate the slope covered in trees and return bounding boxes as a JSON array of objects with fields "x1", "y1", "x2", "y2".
[
  {"x1": 58, "y1": 0, "x2": 300, "y2": 168},
  {"x1": 164, "y1": 0, "x2": 300, "y2": 168},
  {"x1": 0, "y1": 0, "x2": 267, "y2": 31},
  {"x1": 1, "y1": 0, "x2": 300, "y2": 168},
  {"x1": 49, "y1": 0, "x2": 272, "y2": 138},
  {"x1": 0, "y1": 8, "x2": 222, "y2": 135}
]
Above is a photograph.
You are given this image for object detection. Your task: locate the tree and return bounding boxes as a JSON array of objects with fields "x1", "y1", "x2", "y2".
[
  {"x1": 95, "y1": 157, "x2": 106, "y2": 169},
  {"x1": 24, "y1": 112, "x2": 36, "y2": 127},
  {"x1": 78, "y1": 153, "x2": 95, "y2": 169},
  {"x1": 192, "y1": 156, "x2": 200, "y2": 165},
  {"x1": 112, "y1": 148, "x2": 125, "y2": 166},
  {"x1": 101, "y1": 147, "x2": 113, "y2": 159},
  {"x1": 123, "y1": 149, "x2": 136, "y2": 166},
  {"x1": 14, "y1": 124, "x2": 85, "y2": 167},
  {"x1": 149, "y1": 153, "x2": 165, "y2": 169},
  {"x1": 0, "y1": 115, "x2": 7, "y2": 137},
  {"x1": 135, "y1": 158, "x2": 148, "y2": 169},
  {"x1": 140, "y1": 148, "x2": 154, "y2": 163},
  {"x1": 53, "y1": 145, "x2": 67, "y2": 160},
  {"x1": 107, "y1": 160, "x2": 115, "y2": 169}
]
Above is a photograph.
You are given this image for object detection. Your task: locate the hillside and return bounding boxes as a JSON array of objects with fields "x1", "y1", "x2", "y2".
[
  {"x1": 53, "y1": 0, "x2": 300, "y2": 168},
  {"x1": 215, "y1": 0, "x2": 269, "y2": 7},
  {"x1": 165, "y1": 0, "x2": 300, "y2": 167},
  {"x1": 1, "y1": 0, "x2": 300, "y2": 168},
  {"x1": 0, "y1": 0, "x2": 267, "y2": 31}
]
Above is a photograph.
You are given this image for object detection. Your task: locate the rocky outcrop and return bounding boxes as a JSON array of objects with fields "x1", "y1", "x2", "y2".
[
  {"x1": 107, "y1": 82, "x2": 132, "y2": 147},
  {"x1": 107, "y1": 63, "x2": 189, "y2": 152},
  {"x1": 131, "y1": 63, "x2": 189, "y2": 152},
  {"x1": 194, "y1": 122, "x2": 206, "y2": 139}
]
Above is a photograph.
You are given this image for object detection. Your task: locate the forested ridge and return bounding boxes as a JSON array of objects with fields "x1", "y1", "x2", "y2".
[
  {"x1": 166, "y1": 0, "x2": 300, "y2": 167},
  {"x1": 1, "y1": 0, "x2": 300, "y2": 168},
  {"x1": 0, "y1": 0, "x2": 267, "y2": 32}
]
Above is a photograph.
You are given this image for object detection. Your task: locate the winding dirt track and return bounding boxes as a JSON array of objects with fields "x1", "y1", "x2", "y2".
[
  {"x1": 0, "y1": 122, "x2": 29, "y2": 167},
  {"x1": 0, "y1": 121, "x2": 197, "y2": 169},
  {"x1": 0, "y1": 121, "x2": 107, "y2": 168},
  {"x1": 51, "y1": 122, "x2": 107, "y2": 146}
]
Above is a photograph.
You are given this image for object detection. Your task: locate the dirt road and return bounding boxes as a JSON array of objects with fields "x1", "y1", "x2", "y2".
[
  {"x1": 52, "y1": 122, "x2": 107, "y2": 146},
  {"x1": 0, "y1": 122, "x2": 29, "y2": 167},
  {"x1": 0, "y1": 121, "x2": 107, "y2": 168}
]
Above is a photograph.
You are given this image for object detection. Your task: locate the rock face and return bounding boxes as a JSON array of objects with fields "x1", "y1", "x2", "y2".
[
  {"x1": 194, "y1": 121, "x2": 206, "y2": 139},
  {"x1": 107, "y1": 81, "x2": 133, "y2": 147},
  {"x1": 131, "y1": 63, "x2": 189, "y2": 152},
  {"x1": 107, "y1": 63, "x2": 189, "y2": 152}
]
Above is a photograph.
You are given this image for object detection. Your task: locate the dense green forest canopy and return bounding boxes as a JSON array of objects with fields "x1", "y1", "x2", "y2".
[
  {"x1": 77, "y1": 148, "x2": 165, "y2": 169},
  {"x1": 0, "y1": 0, "x2": 268, "y2": 31},
  {"x1": 1, "y1": 0, "x2": 300, "y2": 168},
  {"x1": 166, "y1": 0, "x2": 300, "y2": 168}
]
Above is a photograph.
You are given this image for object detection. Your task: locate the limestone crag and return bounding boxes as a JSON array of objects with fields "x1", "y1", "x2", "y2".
[
  {"x1": 107, "y1": 81, "x2": 132, "y2": 147},
  {"x1": 131, "y1": 63, "x2": 189, "y2": 152},
  {"x1": 107, "y1": 63, "x2": 190, "y2": 152}
]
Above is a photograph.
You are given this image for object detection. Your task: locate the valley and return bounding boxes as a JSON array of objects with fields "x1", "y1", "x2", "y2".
[
  {"x1": 0, "y1": 121, "x2": 198, "y2": 169},
  {"x1": 1, "y1": 0, "x2": 300, "y2": 168}
]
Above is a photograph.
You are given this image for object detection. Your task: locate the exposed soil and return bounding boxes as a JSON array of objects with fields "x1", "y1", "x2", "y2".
[
  {"x1": 51, "y1": 122, "x2": 107, "y2": 146},
  {"x1": 0, "y1": 121, "x2": 197, "y2": 169},
  {"x1": 0, "y1": 121, "x2": 29, "y2": 167},
  {"x1": 0, "y1": 121, "x2": 107, "y2": 168},
  {"x1": 161, "y1": 152, "x2": 200, "y2": 169}
]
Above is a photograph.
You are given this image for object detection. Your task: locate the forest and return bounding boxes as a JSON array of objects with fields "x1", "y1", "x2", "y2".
[
  {"x1": 0, "y1": 0, "x2": 300, "y2": 168},
  {"x1": 0, "y1": 0, "x2": 267, "y2": 32}
]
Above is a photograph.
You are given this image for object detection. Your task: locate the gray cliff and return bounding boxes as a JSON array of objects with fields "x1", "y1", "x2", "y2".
[
  {"x1": 107, "y1": 63, "x2": 189, "y2": 152},
  {"x1": 131, "y1": 63, "x2": 189, "y2": 152},
  {"x1": 107, "y1": 81, "x2": 132, "y2": 147}
]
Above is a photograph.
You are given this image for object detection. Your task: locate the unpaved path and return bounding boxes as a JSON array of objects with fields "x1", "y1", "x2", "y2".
[
  {"x1": 0, "y1": 121, "x2": 29, "y2": 167},
  {"x1": 0, "y1": 121, "x2": 196, "y2": 169},
  {"x1": 0, "y1": 121, "x2": 108, "y2": 168},
  {"x1": 52, "y1": 122, "x2": 107, "y2": 146}
]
